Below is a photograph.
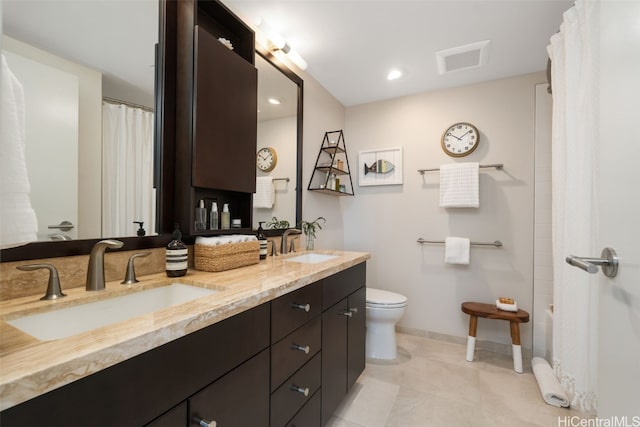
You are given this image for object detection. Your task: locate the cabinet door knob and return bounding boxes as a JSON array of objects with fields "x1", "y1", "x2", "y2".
[
  {"x1": 291, "y1": 302, "x2": 311, "y2": 312},
  {"x1": 291, "y1": 343, "x2": 310, "y2": 354},
  {"x1": 339, "y1": 310, "x2": 353, "y2": 318},
  {"x1": 192, "y1": 416, "x2": 216, "y2": 427},
  {"x1": 348, "y1": 307, "x2": 358, "y2": 314},
  {"x1": 291, "y1": 384, "x2": 310, "y2": 396}
]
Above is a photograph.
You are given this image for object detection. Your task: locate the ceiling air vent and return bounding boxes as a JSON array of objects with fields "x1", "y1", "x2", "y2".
[{"x1": 436, "y1": 40, "x2": 491, "y2": 74}]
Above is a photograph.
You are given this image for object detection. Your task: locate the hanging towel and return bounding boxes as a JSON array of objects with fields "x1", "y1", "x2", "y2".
[
  {"x1": 531, "y1": 357, "x2": 570, "y2": 408},
  {"x1": 439, "y1": 162, "x2": 479, "y2": 208},
  {"x1": 254, "y1": 176, "x2": 275, "y2": 209},
  {"x1": 444, "y1": 237, "x2": 470, "y2": 265},
  {"x1": 1, "y1": 54, "x2": 38, "y2": 249}
]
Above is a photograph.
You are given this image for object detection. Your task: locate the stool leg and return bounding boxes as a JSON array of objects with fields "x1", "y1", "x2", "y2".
[
  {"x1": 510, "y1": 321, "x2": 523, "y2": 373},
  {"x1": 466, "y1": 315, "x2": 478, "y2": 362}
]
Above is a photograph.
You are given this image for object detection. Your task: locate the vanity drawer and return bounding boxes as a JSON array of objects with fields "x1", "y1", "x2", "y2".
[
  {"x1": 271, "y1": 316, "x2": 321, "y2": 391},
  {"x1": 270, "y1": 352, "x2": 321, "y2": 427},
  {"x1": 286, "y1": 390, "x2": 321, "y2": 427},
  {"x1": 271, "y1": 280, "x2": 321, "y2": 343},
  {"x1": 322, "y1": 263, "x2": 366, "y2": 310}
]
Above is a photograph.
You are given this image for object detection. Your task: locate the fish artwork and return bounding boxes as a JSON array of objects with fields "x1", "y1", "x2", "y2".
[{"x1": 364, "y1": 159, "x2": 395, "y2": 175}]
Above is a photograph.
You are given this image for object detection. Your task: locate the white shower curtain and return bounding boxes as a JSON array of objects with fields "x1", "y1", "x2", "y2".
[
  {"x1": 547, "y1": 0, "x2": 599, "y2": 413},
  {"x1": 102, "y1": 102, "x2": 155, "y2": 237}
]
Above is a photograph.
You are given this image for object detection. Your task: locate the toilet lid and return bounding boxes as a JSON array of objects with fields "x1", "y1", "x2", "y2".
[{"x1": 366, "y1": 288, "x2": 407, "y2": 307}]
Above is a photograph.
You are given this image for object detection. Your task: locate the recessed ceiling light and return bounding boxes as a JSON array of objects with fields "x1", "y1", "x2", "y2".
[
  {"x1": 267, "y1": 97, "x2": 283, "y2": 105},
  {"x1": 387, "y1": 69, "x2": 403, "y2": 81}
]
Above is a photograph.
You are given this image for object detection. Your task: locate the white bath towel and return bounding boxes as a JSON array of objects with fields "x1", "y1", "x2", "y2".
[
  {"x1": 444, "y1": 237, "x2": 470, "y2": 265},
  {"x1": 254, "y1": 176, "x2": 275, "y2": 209},
  {"x1": 439, "y1": 162, "x2": 479, "y2": 208},
  {"x1": 1, "y1": 54, "x2": 38, "y2": 249},
  {"x1": 531, "y1": 357, "x2": 570, "y2": 408}
]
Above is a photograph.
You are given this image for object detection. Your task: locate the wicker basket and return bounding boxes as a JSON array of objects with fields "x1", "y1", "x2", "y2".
[{"x1": 194, "y1": 240, "x2": 260, "y2": 272}]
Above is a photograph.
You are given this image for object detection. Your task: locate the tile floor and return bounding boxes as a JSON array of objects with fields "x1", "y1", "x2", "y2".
[{"x1": 327, "y1": 333, "x2": 584, "y2": 427}]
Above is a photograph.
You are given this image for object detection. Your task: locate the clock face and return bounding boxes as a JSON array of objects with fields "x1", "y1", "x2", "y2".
[
  {"x1": 256, "y1": 147, "x2": 277, "y2": 172},
  {"x1": 441, "y1": 122, "x2": 480, "y2": 157}
]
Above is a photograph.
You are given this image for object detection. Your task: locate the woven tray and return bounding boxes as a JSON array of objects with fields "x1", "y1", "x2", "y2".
[{"x1": 194, "y1": 240, "x2": 260, "y2": 272}]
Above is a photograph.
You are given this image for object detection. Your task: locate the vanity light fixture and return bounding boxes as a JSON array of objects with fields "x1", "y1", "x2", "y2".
[
  {"x1": 257, "y1": 18, "x2": 308, "y2": 70},
  {"x1": 387, "y1": 68, "x2": 403, "y2": 81}
]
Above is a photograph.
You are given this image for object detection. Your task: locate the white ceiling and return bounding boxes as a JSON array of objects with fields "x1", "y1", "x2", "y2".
[
  {"x1": 225, "y1": 0, "x2": 572, "y2": 106},
  {"x1": 2, "y1": 0, "x2": 572, "y2": 108}
]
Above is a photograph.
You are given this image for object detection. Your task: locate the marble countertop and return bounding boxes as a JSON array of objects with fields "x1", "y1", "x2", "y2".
[{"x1": 0, "y1": 250, "x2": 370, "y2": 411}]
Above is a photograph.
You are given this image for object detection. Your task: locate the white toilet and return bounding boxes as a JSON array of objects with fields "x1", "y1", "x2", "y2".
[{"x1": 366, "y1": 287, "x2": 408, "y2": 360}]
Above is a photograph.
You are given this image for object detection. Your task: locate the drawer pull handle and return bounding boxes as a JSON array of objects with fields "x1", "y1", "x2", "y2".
[
  {"x1": 291, "y1": 303, "x2": 311, "y2": 312},
  {"x1": 192, "y1": 416, "x2": 216, "y2": 427},
  {"x1": 292, "y1": 343, "x2": 310, "y2": 354},
  {"x1": 291, "y1": 384, "x2": 310, "y2": 397},
  {"x1": 339, "y1": 310, "x2": 353, "y2": 318}
]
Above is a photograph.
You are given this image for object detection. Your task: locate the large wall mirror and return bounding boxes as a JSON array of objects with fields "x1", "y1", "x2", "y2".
[{"x1": 1, "y1": 0, "x2": 303, "y2": 262}]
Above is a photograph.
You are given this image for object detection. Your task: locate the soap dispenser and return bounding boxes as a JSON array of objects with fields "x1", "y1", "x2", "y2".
[
  {"x1": 194, "y1": 199, "x2": 207, "y2": 231},
  {"x1": 221, "y1": 203, "x2": 230, "y2": 230},
  {"x1": 257, "y1": 221, "x2": 268, "y2": 260},
  {"x1": 166, "y1": 225, "x2": 188, "y2": 277},
  {"x1": 209, "y1": 201, "x2": 219, "y2": 230}
]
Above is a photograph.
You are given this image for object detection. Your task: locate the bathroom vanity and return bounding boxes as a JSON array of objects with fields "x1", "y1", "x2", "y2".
[{"x1": 0, "y1": 251, "x2": 369, "y2": 426}]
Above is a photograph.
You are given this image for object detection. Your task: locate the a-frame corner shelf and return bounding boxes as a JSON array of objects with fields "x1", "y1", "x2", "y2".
[{"x1": 308, "y1": 130, "x2": 355, "y2": 196}]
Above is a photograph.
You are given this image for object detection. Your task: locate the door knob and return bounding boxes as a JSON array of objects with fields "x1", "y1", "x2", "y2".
[{"x1": 566, "y1": 247, "x2": 619, "y2": 278}]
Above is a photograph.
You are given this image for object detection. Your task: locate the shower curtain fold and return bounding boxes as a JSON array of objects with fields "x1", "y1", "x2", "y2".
[{"x1": 547, "y1": 0, "x2": 599, "y2": 413}]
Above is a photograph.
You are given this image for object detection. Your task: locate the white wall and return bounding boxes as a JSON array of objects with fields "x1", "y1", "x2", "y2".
[
  {"x1": 343, "y1": 72, "x2": 546, "y2": 348},
  {"x1": 533, "y1": 83, "x2": 553, "y2": 358},
  {"x1": 300, "y1": 73, "x2": 346, "y2": 250}
]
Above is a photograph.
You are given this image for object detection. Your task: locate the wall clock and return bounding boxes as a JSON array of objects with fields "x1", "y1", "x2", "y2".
[
  {"x1": 256, "y1": 147, "x2": 277, "y2": 172},
  {"x1": 441, "y1": 122, "x2": 480, "y2": 157}
]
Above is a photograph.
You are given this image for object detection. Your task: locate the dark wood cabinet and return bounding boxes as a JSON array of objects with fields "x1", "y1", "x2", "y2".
[
  {"x1": 0, "y1": 304, "x2": 270, "y2": 427},
  {"x1": 164, "y1": 0, "x2": 257, "y2": 236},
  {"x1": 0, "y1": 263, "x2": 367, "y2": 427},
  {"x1": 189, "y1": 349, "x2": 270, "y2": 427},
  {"x1": 320, "y1": 263, "x2": 367, "y2": 425}
]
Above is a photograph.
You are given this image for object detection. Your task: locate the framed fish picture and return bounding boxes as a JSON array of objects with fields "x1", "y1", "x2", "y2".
[{"x1": 358, "y1": 147, "x2": 403, "y2": 186}]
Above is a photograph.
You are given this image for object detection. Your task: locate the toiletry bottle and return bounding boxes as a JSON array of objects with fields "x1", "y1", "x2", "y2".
[
  {"x1": 133, "y1": 221, "x2": 145, "y2": 236},
  {"x1": 221, "y1": 203, "x2": 230, "y2": 229},
  {"x1": 257, "y1": 221, "x2": 268, "y2": 260},
  {"x1": 210, "y1": 201, "x2": 218, "y2": 230},
  {"x1": 194, "y1": 199, "x2": 206, "y2": 231},
  {"x1": 166, "y1": 225, "x2": 187, "y2": 277}
]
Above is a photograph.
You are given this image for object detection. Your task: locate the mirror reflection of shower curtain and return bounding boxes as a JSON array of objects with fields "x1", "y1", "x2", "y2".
[{"x1": 102, "y1": 102, "x2": 155, "y2": 237}]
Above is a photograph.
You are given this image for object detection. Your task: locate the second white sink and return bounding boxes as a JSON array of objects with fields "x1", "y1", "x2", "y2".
[
  {"x1": 284, "y1": 253, "x2": 339, "y2": 264},
  {"x1": 7, "y1": 283, "x2": 218, "y2": 341}
]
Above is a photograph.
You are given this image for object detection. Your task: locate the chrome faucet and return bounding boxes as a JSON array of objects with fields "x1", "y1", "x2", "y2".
[
  {"x1": 281, "y1": 229, "x2": 302, "y2": 255},
  {"x1": 86, "y1": 239, "x2": 123, "y2": 291}
]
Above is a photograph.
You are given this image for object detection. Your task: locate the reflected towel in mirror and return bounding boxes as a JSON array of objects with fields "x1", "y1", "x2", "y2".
[
  {"x1": 1, "y1": 54, "x2": 38, "y2": 249},
  {"x1": 254, "y1": 176, "x2": 275, "y2": 208}
]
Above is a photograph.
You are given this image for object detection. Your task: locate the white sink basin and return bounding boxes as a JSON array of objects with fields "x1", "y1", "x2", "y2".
[
  {"x1": 284, "y1": 253, "x2": 339, "y2": 264},
  {"x1": 7, "y1": 283, "x2": 218, "y2": 341}
]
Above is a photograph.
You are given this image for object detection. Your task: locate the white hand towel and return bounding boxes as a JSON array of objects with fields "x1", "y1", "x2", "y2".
[
  {"x1": 531, "y1": 357, "x2": 570, "y2": 408},
  {"x1": 439, "y1": 162, "x2": 479, "y2": 208},
  {"x1": 444, "y1": 237, "x2": 470, "y2": 265},
  {"x1": 254, "y1": 176, "x2": 275, "y2": 209},
  {"x1": 1, "y1": 54, "x2": 38, "y2": 249}
]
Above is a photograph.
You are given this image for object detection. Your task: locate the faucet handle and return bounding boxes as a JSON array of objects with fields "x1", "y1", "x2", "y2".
[
  {"x1": 270, "y1": 239, "x2": 278, "y2": 257},
  {"x1": 121, "y1": 252, "x2": 152, "y2": 285},
  {"x1": 17, "y1": 263, "x2": 66, "y2": 300},
  {"x1": 289, "y1": 236, "x2": 299, "y2": 253}
]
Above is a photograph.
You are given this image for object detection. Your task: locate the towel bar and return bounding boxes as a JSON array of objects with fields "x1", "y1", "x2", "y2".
[
  {"x1": 417, "y1": 163, "x2": 503, "y2": 174},
  {"x1": 416, "y1": 238, "x2": 503, "y2": 247}
]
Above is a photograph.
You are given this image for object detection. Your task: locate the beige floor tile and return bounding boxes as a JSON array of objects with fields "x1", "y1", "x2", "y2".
[{"x1": 332, "y1": 332, "x2": 586, "y2": 427}]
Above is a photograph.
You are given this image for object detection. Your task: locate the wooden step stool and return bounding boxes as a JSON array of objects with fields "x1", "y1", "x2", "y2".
[{"x1": 461, "y1": 302, "x2": 530, "y2": 373}]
